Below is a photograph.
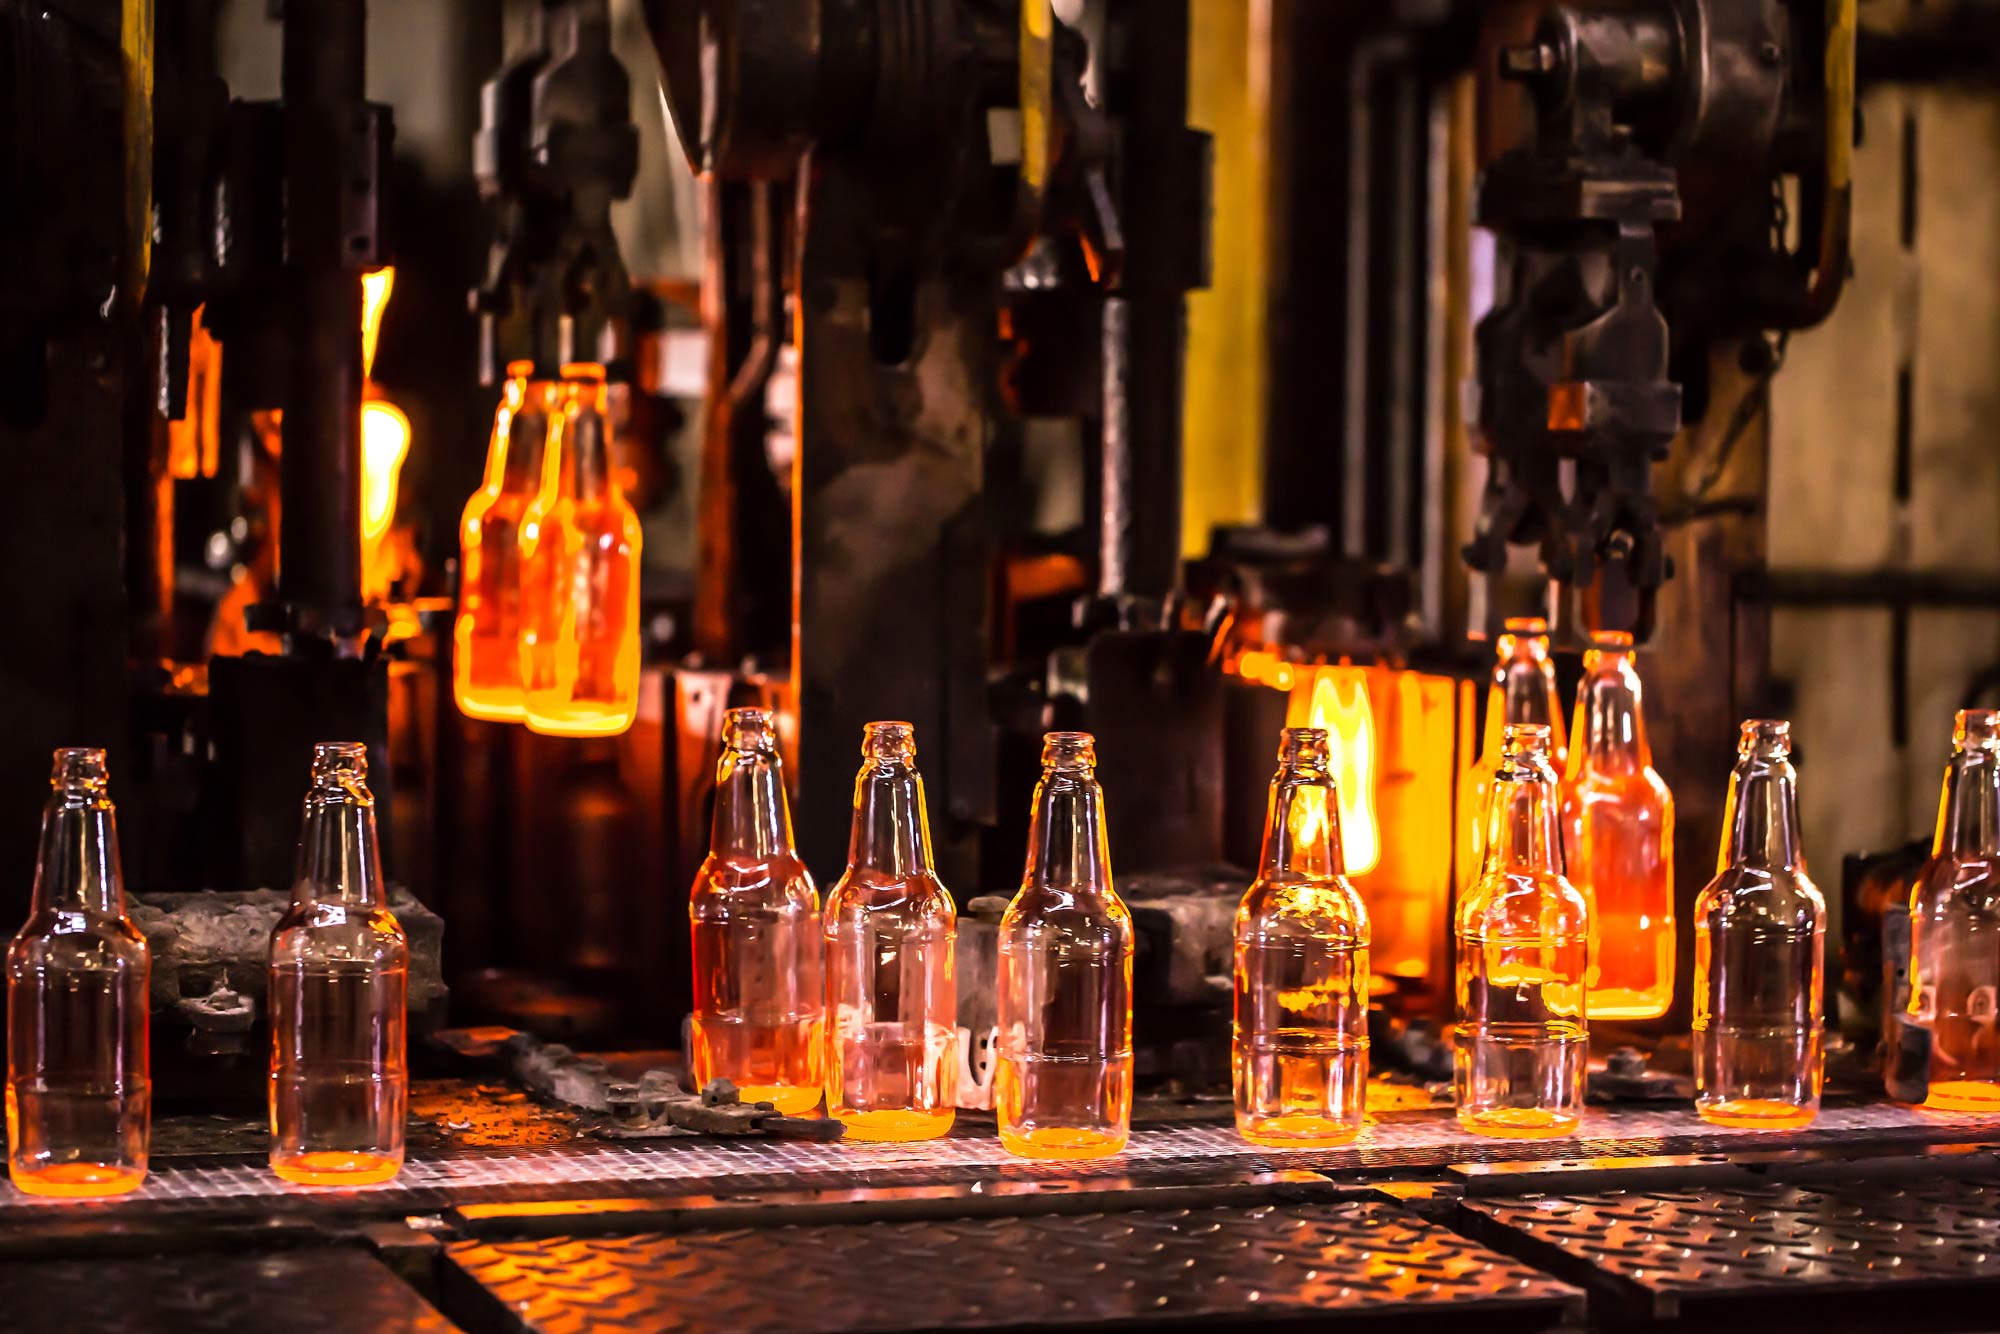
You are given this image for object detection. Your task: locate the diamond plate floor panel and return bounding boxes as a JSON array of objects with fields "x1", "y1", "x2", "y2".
[
  {"x1": 0, "y1": 1246, "x2": 459, "y2": 1333},
  {"x1": 440, "y1": 1202, "x2": 1582, "y2": 1332}
]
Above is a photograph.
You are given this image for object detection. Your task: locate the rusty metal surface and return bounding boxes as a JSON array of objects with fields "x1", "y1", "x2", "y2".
[
  {"x1": 0, "y1": 1246, "x2": 458, "y2": 1333},
  {"x1": 1461, "y1": 1171, "x2": 2000, "y2": 1318},
  {"x1": 442, "y1": 1202, "x2": 1582, "y2": 1332}
]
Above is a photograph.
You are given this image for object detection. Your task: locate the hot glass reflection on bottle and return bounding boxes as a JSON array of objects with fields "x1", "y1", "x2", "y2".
[
  {"x1": 1456, "y1": 723, "x2": 1590, "y2": 1139},
  {"x1": 689, "y1": 708, "x2": 824, "y2": 1116},
  {"x1": 455, "y1": 362, "x2": 556, "y2": 722},
  {"x1": 1467, "y1": 619, "x2": 1567, "y2": 881},
  {"x1": 1233, "y1": 728, "x2": 1370, "y2": 1146},
  {"x1": 997, "y1": 732, "x2": 1134, "y2": 1159},
  {"x1": 823, "y1": 723, "x2": 957, "y2": 1141},
  {"x1": 6, "y1": 749, "x2": 149, "y2": 1197},
  {"x1": 1692, "y1": 720, "x2": 1824, "y2": 1128},
  {"x1": 1910, "y1": 709, "x2": 2000, "y2": 1112},
  {"x1": 269, "y1": 743, "x2": 409, "y2": 1186}
]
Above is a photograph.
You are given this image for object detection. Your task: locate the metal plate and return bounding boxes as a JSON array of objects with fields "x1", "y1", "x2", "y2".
[
  {"x1": 1461, "y1": 1172, "x2": 2000, "y2": 1319},
  {"x1": 0, "y1": 1246, "x2": 459, "y2": 1333},
  {"x1": 442, "y1": 1202, "x2": 1581, "y2": 1332}
]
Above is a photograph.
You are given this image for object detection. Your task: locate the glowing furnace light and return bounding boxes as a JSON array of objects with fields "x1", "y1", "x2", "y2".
[
  {"x1": 1308, "y1": 669, "x2": 1381, "y2": 875},
  {"x1": 358, "y1": 267, "x2": 411, "y2": 550}
]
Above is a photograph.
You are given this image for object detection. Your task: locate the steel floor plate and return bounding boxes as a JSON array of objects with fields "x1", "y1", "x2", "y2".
[{"x1": 440, "y1": 1201, "x2": 1583, "y2": 1332}]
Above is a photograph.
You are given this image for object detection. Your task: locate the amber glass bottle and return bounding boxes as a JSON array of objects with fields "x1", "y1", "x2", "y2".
[
  {"x1": 456, "y1": 361, "x2": 555, "y2": 722},
  {"x1": 1233, "y1": 727, "x2": 1371, "y2": 1145},
  {"x1": 6, "y1": 749, "x2": 149, "y2": 1197},
  {"x1": 689, "y1": 708, "x2": 824, "y2": 1115},
  {"x1": 1456, "y1": 723, "x2": 1590, "y2": 1138},
  {"x1": 519, "y1": 363, "x2": 642, "y2": 737},
  {"x1": 823, "y1": 723, "x2": 957, "y2": 1141},
  {"x1": 997, "y1": 733, "x2": 1134, "y2": 1158},
  {"x1": 1468, "y1": 618, "x2": 1567, "y2": 877},
  {"x1": 1910, "y1": 709, "x2": 2000, "y2": 1111},
  {"x1": 1692, "y1": 720, "x2": 1824, "y2": 1127},
  {"x1": 269, "y1": 743, "x2": 408, "y2": 1185}
]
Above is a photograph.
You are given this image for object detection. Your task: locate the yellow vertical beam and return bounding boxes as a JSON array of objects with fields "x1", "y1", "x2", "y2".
[
  {"x1": 1181, "y1": 0, "x2": 1269, "y2": 556},
  {"x1": 123, "y1": 0, "x2": 155, "y2": 301}
]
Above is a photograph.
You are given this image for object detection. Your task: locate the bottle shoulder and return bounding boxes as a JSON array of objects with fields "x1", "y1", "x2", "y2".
[
  {"x1": 1694, "y1": 867, "x2": 1826, "y2": 926},
  {"x1": 691, "y1": 854, "x2": 820, "y2": 914},
  {"x1": 1237, "y1": 877, "x2": 1369, "y2": 940},
  {"x1": 1456, "y1": 871, "x2": 1590, "y2": 938},
  {"x1": 1913, "y1": 854, "x2": 2000, "y2": 914},
  {"x1": 270, "y1": 902, "x2": 409, "y2": 965},
  {"x1": 8, "y1": 911, "x2": 148, "y2": 973},
  {"x1": 1000, "y1": 883, "x2": 1134, "y2": 941},
  {"x1": 824, "y1": 871, "x2": 956, "y2": 921}
]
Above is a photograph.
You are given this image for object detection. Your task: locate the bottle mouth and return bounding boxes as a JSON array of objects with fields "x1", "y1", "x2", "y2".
[
  {"x1": 1277, "y1": 726, "x2": 1332, "y2": 769},
  {"x1": 1589, "y1": 629, "x2": 1636, "y2": 651},
  {"x1": 1499, "y1": 722, "x2": 1553, "y2": 762},
  {"x1": 505, "y1": 359, "x2": 537, "y2": 381},
  {"x1": 311, "y1": 741, "x2": 369, "y2": 781},
  {"x1": 1041, "y1": 730, "x2": 1097, "y2": 771},
  {"x1": 1957, "y1": 709, "x2": 2000, "y2": 750},
  {"x1": 560, "y1": 361, "x2": 608, "y2": 382},
  {"x1": 1737, "y1": 718, "x2": 1792, "y2": 759},
  {"x1": 861, "y1": 721, "x2": 916, "y2": 762},
  {"x1": 50, "y1": 747, "x2": 108, "y2": 794},
  {"x1": 1501, "y1": 616, "x2": 1548, "y2": 635},
  {"x1": 723, "y1": 707, "x2": 779, "y2": 752}
]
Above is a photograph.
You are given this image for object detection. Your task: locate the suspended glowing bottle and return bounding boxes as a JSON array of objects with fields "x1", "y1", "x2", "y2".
[
  {"x1": 823, "y1": 723, "x2": 957, "y2": 1141},
  {"x1": 519, "y1": 363, "x2": 642, "y2": 737},
  {"x1": 1562, "y1": 631, "x2": 1675, "y2": 1020},
  {"x1": 1910, "y1": 709, "x2": 2000, "y2": 1112},
  {"x1": 1693, "y1": 720, "x2": 1824, "y2": 1128},
  {"x1": 1455, "y1": 723, "x2": 1590, "y2": 1138},
  {"x1": 6, "y1": 749, "x2": 149, "y2": 1197},
  {"x1": 1468, "y1": 618, "x2": 1567, "y2": 877},
  {"x1": 997, "y1": 732, "x2": 1134, "y2": 1158},
  {"x1": 1233, "y1": 727, "x2": 1370, "y2": 1146},
  {"x1": 269, "y1": 744, "x2": 408, "y2": 1186},
  {"x1": 456, "y1": 361, "x2": 556, "y2": 722},
  {"x1": 689, "y1": 708, "x2": 824, "y2": 1115}
]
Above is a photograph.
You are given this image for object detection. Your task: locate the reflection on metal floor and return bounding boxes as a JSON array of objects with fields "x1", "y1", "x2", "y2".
[{"x1": 440, "y1": 1202, "x2": 1583, "y2": 1333}]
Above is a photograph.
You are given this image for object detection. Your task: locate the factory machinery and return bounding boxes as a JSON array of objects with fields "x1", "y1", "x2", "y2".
[{"x1": 2, "y1": 0, "x2": 2000, "y2": 1329}]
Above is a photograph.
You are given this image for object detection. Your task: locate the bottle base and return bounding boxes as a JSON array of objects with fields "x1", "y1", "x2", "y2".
[
  {"x1": 1236, "y1": 1113, "x2": 1362, "y2": 1147},
  {"x1": 10, "y1": 1160, "x2": 146, "y2": 1198},
  {"x1": 455, "y1": 689, "x2": 526, "y2": 723},
  {"x1": 272, "y1": 1150, "x2": 403, "y2": 1187},
  {"x1": 523, "y1": 704, "x2": 636, "y2": 738},
  {"x1": 833, "y1": 1108, "x2": 954, "y2": 1143},
  {"x1": 1585, "y1": 988, "x2": 1671, "y2": 1021},
  {"x1": 1698, "y1": 1097, "x2": 1817, "y2": 1129},
  {"x1": 736, "y1": 1084, "x2": 823, "y2": 1117},
  {"x1": 999, "y1": 1124, "x2": 1127, "y2": 1160},
  {"x1": 1922, "y1": 1080, "x2": 2000, "y2": 1114},
  {"x1": 1457, "y1": 1106, "x2": 1580, "y2": 1139}
]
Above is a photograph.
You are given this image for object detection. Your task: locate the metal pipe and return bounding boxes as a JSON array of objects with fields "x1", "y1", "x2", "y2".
[{"x1": 1737, "y1": 569, "x2": 2000, "y2": 608}]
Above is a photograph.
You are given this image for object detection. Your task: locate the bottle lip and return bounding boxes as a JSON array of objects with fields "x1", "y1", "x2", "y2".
[
  {"x1": 722, "y1": 707, "x2": 779, "y2": 750},
  {"x1": 50, "y1": 746, "x2": 108, "y2": 793},
  {"x1": 1500, "y1": 722, "x2": 1553, "y2": 758},
  {"x1": 1277, "y1": 726, "x2": 1332, "y2": 767},
  {"x1": 1738, "y1": 717, "x2": 1792, "y2": 757},
  {"x1": 311, "y1": 741, "x2": 369, "y2": 779},
  {"x1": 1041, "y1": 730, "x2": 1097, "y2": 770},
  {"x1": 560, "y1": 361, "x2": 608, "y2": 382},
  {"x1": 1501, "y1": 616, "x2": 1549, "y2": 635},
  {"x1": 505, "y1": 359, "x2": 537, "y2": 380},
  {"x1": 1956, "y1": 709, "x2": 2000, "y2": 749},
  {"x1": 861, "y1": 720, "x2": 916, "y2": 759},
  {"x1": 1589, "y1": 629, "x2": 1636, "y2": 650}
]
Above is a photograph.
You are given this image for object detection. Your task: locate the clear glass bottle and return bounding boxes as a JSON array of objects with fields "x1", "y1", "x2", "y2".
[
  {"x1": 1233, "y1": 727, "x2": 1371, "y2": 1146},
  {"x1": 519, "y1": 362, "x2": 643, "y2": 737},
  {"x1": 1692, "y1": 720, "x2": 1824, "y2": 1127},
  {"x1": 1910, "y1": 708, "x2": 2000, "y2": 1111},
  {"x1": 1455, "y1": 722, "x2": 1590, "y2": 1138},
  {"x1": 269, "y1": 743, "x2": 409, "y2": 1185},
  {"x1": 823, "y1": 722, "x2": 957, "y2": 1141},
  {"x1": 6, "y1": 749, "x2": 149, "y2": 1197},
  {"x1": 456, "y1": 360, "x2": 556, "y2": 722},
  {"x1": 689, "y1": 708, "x2": 824, "y2": 1115},
  {"x1": 1561, "y1": 630, "x2": 1676, "y2": 1020},
  {"x1": 1467, "y1": 618, "x2": 1567, "y2": 878},
  {"x1": 997, "y1": 732, "x2": 1134, "y2": 1159}
]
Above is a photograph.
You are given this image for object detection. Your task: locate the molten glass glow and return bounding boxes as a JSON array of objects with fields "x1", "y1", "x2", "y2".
[
  {"x1": 1304, "y1": 670, "x2": 1380, "y2": 875},
  {"x1": 360, "y1": 400, "x2": 411, "y2": 544},
  {"x1": 361, "y1": 267, "x2": 394, "y2": 376}
]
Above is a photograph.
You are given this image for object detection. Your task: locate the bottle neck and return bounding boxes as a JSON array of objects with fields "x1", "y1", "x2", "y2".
[
  {"x1": 712, "y1": 747, "x2": 795, "y2": 860},
  {"x1": 1259, "y1": 770, "x2": 1343, "y2": 880},
  {"x1": 32, "y1": 791, "x2": 123, "y2": 916},
  {"x1": 1718, "y1": 754, "x2": 1804, "y2": 872},
  {"x1": 1023, "y1": 769, "x2": 1111, "y2": 892},
  {"x1": 295, "y1": 784, "x2": 385, "y2": 907},
  {"x1": 498, "y1": 397, "x2": 551, "y2": 493},
  {"x1": 1936, "y1": 747, "x2": 2000, "y2": 858},
  {"x1": 550, "y1": 401, "x2": 613, "y2": 502},
  {"x1": 847, "y1": 759, "x2": 932, "y2": 878},
  {"x1": 1480, "y1": 769, "x2": 1566, "y2": 877},
  {"x1": 1571, "y1": 658, "x2": 1650, "y2": 774}
]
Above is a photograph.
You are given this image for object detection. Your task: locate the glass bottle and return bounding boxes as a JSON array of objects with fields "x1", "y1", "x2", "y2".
[
  {"x1": 1233, "y1": 727, "x2": 1371, "y2": 1146},
  {"x1": 1561, "y1": 631, "x2": 1676, "y2": 1020},
  {"x1": 6, "y1": 749, "x2": 149, "y2": 1197},
  {"x1": 996, "y1": 732, "x2": 1134, "y2": 1158},
  {"x1": 1692, "y1": 720, "x2": 1825, "y2": 1127},
  {"x1": 269, "y1": 743, "x2": 409, "y2": 1185},
  {"x1": 1910, "y1": 708, "x2": 2000, "y2": 1112},
  {"x1": 823, "y1": 722, "x2": 957, "y2": 1141},
  {"x1": 455, "y1": 360, "x2": 556, "y2": 722},
  {"x1": 1455, "y1": 722, "x2": 1590, "y2": 1138},
  {"x1": 689, "y1": 708, "x2": 824, "y2": 1115},
  {"x1": 519, "y1": 362, "x2": 643, "y2": 738},
  {"x1": 1467, "y1": 618, "x2": 1567, "y2": 877}
]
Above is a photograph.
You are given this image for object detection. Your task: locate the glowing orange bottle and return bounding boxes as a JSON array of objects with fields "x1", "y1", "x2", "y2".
[
  {"x1": 269, "y1": 744, "x2": 408, "y2": 1185},
  {"x1": 1468, "y1": 618, "x2": 1567, "y2": 877},
  {"x1": 456, "y1": 361, "x2": 556, "y2": 722},
  {"x1": 1693, "y1": 720, "x2": 1824, "y2": 1128},
  {"x1": 823, "y1": 723, "x2": 957, "y2": 1141},
  {"x1": 689, "y1": 709, "x2": 824, "y2": 1115},
  {"x1": 1562, "y1": 631, "x2": 1675, "y2": 1019},
  {"x1": 519, "y1": 363, "x2": 642, "y2": 737},
  {"x1": 1910, "y1": 709, "x2": 2000, "y2": 1112},
  {"x1": 997, "y1": 732, "x2": 1134, "y2": 1159},
  {"x1": 6, "y1": 749, "x2": 149, "y2": 1197},
  {"x1": 1233, "y1": 727, "x2": 1370, "y2": 1145},
  {"x1": 1456, "y1": 723, "x2": 1590, "y2": 1138}
]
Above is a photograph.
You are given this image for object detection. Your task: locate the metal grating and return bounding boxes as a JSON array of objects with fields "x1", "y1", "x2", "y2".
[
  {"x1": 441, "y1": 1202, "x2": 1582, "y2": 1332},
  {"x1": 1462, "y1": 1172, "x2": 2000, "y2": 1318},
  {"x1": 0, "y1": 1246, "x2": 459, "y2": 1333}
]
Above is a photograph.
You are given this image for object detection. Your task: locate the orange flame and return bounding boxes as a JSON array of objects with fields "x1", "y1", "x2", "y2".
[
  {"x1": 359, "y1": 267, "x2": 411, "y2": 587},
  {"x1": 1305, "y1": 669, "x2": 1381, "y2": 875}
]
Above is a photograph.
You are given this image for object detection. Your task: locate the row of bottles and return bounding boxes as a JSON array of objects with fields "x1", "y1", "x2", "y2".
[
  {"x1": 6, "y1": 746, "x2": 407, "y2": 1196},
  {"x1": 455, "y1": 362, "x2": 643, "y2": 737}
]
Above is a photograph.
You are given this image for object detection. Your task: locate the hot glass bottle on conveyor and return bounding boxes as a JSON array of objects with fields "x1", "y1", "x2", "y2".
[{"x1": 1910, "y1": 709, "x2": 2000, "y2": 1113}]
